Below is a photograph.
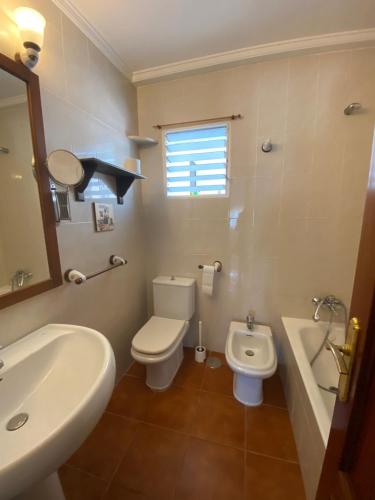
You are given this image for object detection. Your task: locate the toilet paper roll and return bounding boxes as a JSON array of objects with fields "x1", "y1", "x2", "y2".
[{"x1": 202, "y1": 265, "x2": 215, "y2": 296}]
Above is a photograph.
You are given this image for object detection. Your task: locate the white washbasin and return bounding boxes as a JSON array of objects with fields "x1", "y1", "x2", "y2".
[{"x1": 0, "y1": 324, "x2": 116, "y2": 500}]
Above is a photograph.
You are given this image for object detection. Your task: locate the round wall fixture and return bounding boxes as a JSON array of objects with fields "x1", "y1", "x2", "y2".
[
  {"x1": 46, "y1": 150, "x2": 84, "y2": 187},
  {"x1": 261, "y1": 138, "x2": 273, "y2": 153}
]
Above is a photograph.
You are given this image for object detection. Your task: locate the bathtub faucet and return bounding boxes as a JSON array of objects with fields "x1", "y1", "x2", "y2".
[{"x1": 312, "y1": 295, "x2": 345, "y2": 322}]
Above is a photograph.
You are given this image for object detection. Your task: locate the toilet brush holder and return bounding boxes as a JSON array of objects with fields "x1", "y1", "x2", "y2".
[{"x1": 195, "y1": 346, "x2": 207, "y2": 363}]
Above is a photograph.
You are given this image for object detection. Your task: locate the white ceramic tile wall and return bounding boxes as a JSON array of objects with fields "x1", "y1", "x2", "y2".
[
  {"x1": 138, "y1": 48, "x2": 375, "y2": 352},
  {"x1": 0, "y1": 0, "x2": 147, "y2": 377}
]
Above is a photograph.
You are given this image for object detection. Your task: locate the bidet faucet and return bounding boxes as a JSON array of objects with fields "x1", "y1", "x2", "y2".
[
  {"x1": 312, "y1": 295, "x2": 344, "y2": 322},
  {"x1": 246, "y1": 311, "x2": 255, "y2": 330}
]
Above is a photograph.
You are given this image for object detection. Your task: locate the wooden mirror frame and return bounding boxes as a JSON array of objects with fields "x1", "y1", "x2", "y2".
[{"x1": 0, "y1": 53, "x2": 62, "y2": 309}]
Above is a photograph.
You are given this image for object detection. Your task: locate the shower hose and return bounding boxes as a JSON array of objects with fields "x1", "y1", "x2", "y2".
[{"x1": 310, "y1": 307, "x2": 347, "y2": 395}]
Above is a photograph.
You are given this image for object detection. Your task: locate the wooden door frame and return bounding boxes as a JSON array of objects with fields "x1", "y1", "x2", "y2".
[{"x1": 317, "y1": 130, "x2": 375, "y2": 498}]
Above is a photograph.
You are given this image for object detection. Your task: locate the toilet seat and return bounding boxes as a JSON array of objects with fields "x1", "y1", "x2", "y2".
[{"x1": 132, "y1": 316, "x2": 186, "y2": 355}]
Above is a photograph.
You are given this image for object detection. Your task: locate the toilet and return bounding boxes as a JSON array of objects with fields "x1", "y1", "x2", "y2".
[
  {"x1": 225, "y1": 321, "x2": 277, "y2": 406},
  {"x1": 131, "y1": 276, "x2": 195, "y2": 390}
]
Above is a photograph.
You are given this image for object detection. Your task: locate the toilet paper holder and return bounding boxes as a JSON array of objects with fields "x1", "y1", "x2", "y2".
[{"x1": 198, "y1": 260, "x2": 222, "y2": 272}]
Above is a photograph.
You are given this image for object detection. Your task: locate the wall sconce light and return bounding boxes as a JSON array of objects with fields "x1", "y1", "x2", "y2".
[{"x1": 14, "y1": 7, "x2": 46, "y2": 70}]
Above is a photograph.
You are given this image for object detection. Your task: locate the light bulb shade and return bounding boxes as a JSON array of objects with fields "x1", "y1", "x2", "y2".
[{"x1": 14, "y1": 7, "x2": 46, "y2": 49}]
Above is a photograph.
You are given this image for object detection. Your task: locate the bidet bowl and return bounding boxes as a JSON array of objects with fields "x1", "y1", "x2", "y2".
[
  {"x1": 0, "y1": 324, "x2": 116, "y2": 500},
  {"x1": 225, "y1": 321, "x2": 277, "y2": 405}
]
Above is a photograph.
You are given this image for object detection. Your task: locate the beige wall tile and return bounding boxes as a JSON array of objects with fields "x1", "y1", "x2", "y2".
[
  {"x1": 138, "y1": 47, "x2": 375, "y2": 353},
  {"x1": 0, "y1": 0, "x2": 147, "y2": 378}
]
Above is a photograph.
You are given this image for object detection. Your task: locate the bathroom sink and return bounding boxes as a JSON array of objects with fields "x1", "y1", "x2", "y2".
[{"x1": 0, "y1": 324, "x2": 116, "y2": 500}]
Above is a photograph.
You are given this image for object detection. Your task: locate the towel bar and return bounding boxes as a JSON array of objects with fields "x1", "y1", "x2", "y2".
[{"x1": 65, "y1": 255, "x2": 127, "y2": 284}]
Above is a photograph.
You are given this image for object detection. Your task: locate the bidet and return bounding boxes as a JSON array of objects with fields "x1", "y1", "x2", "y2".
[{"x1": 225, "y1": 321, "x2": 277, "y2": 405}]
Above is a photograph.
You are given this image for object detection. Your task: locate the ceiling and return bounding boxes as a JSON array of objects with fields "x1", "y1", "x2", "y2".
[{"x1": 59, "y1": 0, "x2": 375, "y2": 81}]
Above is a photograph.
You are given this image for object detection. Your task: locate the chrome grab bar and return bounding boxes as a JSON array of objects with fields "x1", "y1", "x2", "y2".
[{"x1": 325, "y1": 340, "x2": 348, "y2": 375}]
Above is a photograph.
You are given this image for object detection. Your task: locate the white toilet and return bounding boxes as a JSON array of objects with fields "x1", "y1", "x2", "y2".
[
  {"x1": 225, "y1": 321, "x2": 277, "y2": 406},
  {"x1": 131, "y1": 276, "x2": 195, "y2": 390}
]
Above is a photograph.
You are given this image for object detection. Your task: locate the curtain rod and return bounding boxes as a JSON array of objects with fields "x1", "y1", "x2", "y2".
[{"x1": 153, "y1": 114, "x2": 243, "y2": 130}]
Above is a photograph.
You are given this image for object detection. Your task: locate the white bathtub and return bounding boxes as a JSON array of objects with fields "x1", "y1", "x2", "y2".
[
  {"x1": 282, "y1": 317, "x2": 344, "y2": 445},
  {"x1": 280, "y1": 317, "x2": 345, "y2": 500}
]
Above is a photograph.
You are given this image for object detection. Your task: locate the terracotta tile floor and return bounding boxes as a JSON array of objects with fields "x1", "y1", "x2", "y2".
[{"x1": 60, "y1": 349, "x2": 305, "y2": 500}]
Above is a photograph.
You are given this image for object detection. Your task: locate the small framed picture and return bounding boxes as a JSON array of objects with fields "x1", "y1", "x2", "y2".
[{"x1": 93, "y1": 203, "x2": 114, "y2": 232}]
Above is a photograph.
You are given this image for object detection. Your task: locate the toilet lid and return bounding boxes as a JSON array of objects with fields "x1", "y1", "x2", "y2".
[{"x1": 132, "y1": 316, "x2": 186, "y2": 355}]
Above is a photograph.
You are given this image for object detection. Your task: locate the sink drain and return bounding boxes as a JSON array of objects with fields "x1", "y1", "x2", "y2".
[
  {"x1": 245, "y1": 349, "x2": 255, "y2": 357},
  {"x1": 6, "y1": 413, "x2": 29, "y2": 431}
]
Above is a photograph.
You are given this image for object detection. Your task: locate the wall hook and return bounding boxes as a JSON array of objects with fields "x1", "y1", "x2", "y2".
[
  {"x1": 261, "y1": 138, "x2": 273, "y2": 153},
  {"x1": 344, "y1": 103, "x2": 362, "y2": 115}
]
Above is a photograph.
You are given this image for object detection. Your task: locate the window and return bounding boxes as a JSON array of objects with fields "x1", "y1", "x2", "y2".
[{"x1": 164, "y1": 123, "x2": 229, "y2": 197}]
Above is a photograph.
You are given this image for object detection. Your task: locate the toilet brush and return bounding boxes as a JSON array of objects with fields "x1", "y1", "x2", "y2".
[{"x1": 195, "y1": 320, "x2": 207, "y2": 363}]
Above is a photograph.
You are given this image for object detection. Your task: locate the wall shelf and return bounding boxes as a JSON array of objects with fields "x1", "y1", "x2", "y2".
[
  {"x1": 75, "y1": 158, "x2": 145, "y2": 205},
  {"x1": 128, "y1": 135, "x2": 158, "y2": 147}
]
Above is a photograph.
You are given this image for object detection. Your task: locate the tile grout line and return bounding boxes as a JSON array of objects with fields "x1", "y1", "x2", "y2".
[
  {"x1": 104, "y1": 405, "x2": 298, "y2": 465},
  {"x1": 171, "y1": 429, "x2": 192, "y2": 500},
  {"x1": 123, "y1": 372, "x2": 288, "y2": 411},
  {"x1": 105, "y1": 408, "x2": 248, "y2": 453},
  {"x1": 66, "y1": 364, "x2": 299, "y2": 498},
  {"x1": 98, "y1": 419, "x2": 141, "y2": 500},
  {"x1": 62, "y1": 462, "x2": 109, "y2": 483},
  {"x1": 246, "y1": 448, "x2": 300, "y2": 465},
  {"x1": 66, "y1": 422, "x2": 299, "y2": 496}
]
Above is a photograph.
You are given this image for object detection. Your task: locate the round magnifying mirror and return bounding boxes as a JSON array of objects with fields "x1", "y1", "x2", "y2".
[{"x1": 46, "y1": 150, "x2": 84, "y2": 186}]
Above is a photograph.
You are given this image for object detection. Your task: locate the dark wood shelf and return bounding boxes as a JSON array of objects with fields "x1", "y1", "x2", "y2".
[{"x1": 75, "y1": 157, "x2": 145, "y2": 204}]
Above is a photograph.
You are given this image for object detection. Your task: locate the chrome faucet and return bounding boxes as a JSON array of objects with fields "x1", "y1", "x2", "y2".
[
  {"x1": 246, "y1": 311, "x2": 255, "y2": 330},
  {"x1": 11, "y1": 270, "x2": 33, "y2": 291},
  {"x1": 312, "y1": 295, "x2": 345, "y2": 322}
]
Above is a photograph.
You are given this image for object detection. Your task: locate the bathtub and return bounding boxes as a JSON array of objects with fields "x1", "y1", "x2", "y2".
[
  {"x1": 280, "y1": 317, "x2": 345, "y2": 500},
  {"x1": 282, "y1": 317, "x2": 345, "y2": 445}
]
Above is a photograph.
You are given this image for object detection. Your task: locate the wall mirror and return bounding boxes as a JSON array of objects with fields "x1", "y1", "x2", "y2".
[
  {"x1": 0, "y1": 53, "x2": 62, "y2": 309},
  {"x1": 46, "y1": 150, "x2": 84, "y2": 187}
]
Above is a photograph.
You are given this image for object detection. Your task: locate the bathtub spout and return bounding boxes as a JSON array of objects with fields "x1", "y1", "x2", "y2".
[{"x1": 312, "y1": 297, "x2": 325, "y2": 321}]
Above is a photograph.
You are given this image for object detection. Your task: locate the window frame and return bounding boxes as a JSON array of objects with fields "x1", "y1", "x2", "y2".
[{"x1": 162, "y1": 121, "x2": 231, "y2": 199}]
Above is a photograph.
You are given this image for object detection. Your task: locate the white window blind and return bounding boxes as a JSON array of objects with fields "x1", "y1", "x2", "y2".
[{"x1": 164, "y1": 123, "x2": 228, "y2": 197}]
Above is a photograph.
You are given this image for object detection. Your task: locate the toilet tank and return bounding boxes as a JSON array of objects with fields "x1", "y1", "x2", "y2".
[{"x1": 153, "y1": 276, "x2": 195, "y2": 320}]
